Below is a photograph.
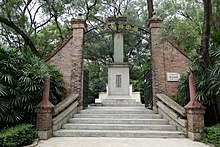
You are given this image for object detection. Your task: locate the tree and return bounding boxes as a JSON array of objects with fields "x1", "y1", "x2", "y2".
[
  {"x1": 199, "y1": 0, "x2": 212, "y2": 66},
  {"x1": 155, "y1": 0, "x2": 204, "y2": 54},
  {"x1": 167, "y1": 0, "x2": 220, "y2": 124},
  {"x1": 0, "y1": 0, "x2": 100, "y2": 57},
  {"x1": 0, "y1": 16, "x2": 39, "y2": 55}
]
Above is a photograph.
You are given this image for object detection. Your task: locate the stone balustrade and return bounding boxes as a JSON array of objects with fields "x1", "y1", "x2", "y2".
[
  {"x1": 156, "y1": 75, "x2": 206, "y2": 141},
  {"x1": 156, "y1": 94, "x2": 187, "y2": 134},
  {"x1": 52, "y1": 93, "x2": 79, "y2": 131}
]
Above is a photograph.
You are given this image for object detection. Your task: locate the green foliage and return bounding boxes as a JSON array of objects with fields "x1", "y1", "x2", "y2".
[
  {"x1": 0, "y1": 46, "x2": 66, "y2": 128},
  {"x1": 0, "y1": 124, "x2": 36, "y2": 147},
  {"x1": 130, "y1": 60, "x2": 151, "y2": 103},
  {"x1": 177, "y1": 50, "x2": 220, "y2": 124},
  {"x1": 177, "y1": 31, "x2": 220, "y2": 124},
  {"x1": 155, "y1": 0, "x2": 203, "y2": 55},
  {"x1": 0, "y1": 0, "x2": 72, "y2": 57},
  {"x1": 84, "y1": 62, "x2": 107, "y2": 104},
  {"x1": 176, "y1": 71, "x2": 190, "y2": 106},
  {"x1": 201, "y1": 125, "x2": 220, "y2": 147}
]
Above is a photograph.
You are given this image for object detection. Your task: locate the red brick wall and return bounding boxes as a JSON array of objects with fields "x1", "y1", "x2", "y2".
[
  {"x1": 47, "y1": 19, "x2": 86, "y2": 103},
  {"x1": 48, "y1": 38, "x2": 75, "y2": 94},
  {"x1": 162, "y1": 41, "x2": 190, "y2": 95},
  {"x1": 150, "y1": 16, "x2": 191, "y2": 109}
]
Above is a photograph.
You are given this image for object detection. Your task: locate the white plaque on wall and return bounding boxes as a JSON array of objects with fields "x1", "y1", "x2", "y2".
[{"x1": 166, "y1": 72, "x2": 180, "y2": 82}]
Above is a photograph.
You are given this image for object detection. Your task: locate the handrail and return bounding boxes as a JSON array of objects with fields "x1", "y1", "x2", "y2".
[
  {"x1": 156, "y1": 94, "x2": 186, "y2": 117},
  {"x1": 53, "y1": 101, "x2": 78, "y2": 125},
  {"x1": 52, "y1": 93, "x2": 79, "y2": 131},
  {"x1": 157, "y1": 101, "x2": 187, "y2": 126},
  {"x1": 53, "y1": 93, "x2": 78, "y2": 116},
  {"x1": 156, "y1": 93, "x2": 187, "y2": 133}
]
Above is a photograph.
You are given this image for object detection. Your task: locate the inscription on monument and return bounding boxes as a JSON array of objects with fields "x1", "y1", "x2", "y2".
[{"x1": 116, "y1": 75, "x2": 122, "y2": 88}]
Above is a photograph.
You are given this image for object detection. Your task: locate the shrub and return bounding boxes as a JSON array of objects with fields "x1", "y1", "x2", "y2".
[
  {"x1": 0, "y1": 47, "x2": 66, "y2": 128},
  {"x1": 0, "y1": 124, "x2": 36, "y2": 147},
  {"x1": 176, "y1": 46, "x2": 220, "y2": 124},
  {"x1": 201, "y1": 125, "x2": 220, "y2": 147},
  {"x1": 176, "y1": 71, "x2": 190, "y2": 106}
]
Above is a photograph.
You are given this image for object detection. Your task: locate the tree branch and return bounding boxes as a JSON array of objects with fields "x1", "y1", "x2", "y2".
[
  {"x1": 22, "y1": 0, "x2": 33, "y2": 15},
  {"x1": 177, "y1": 10, "x2": 200, "y2": 27},
  {"x1": 35, "y1": 15, "x2": 53, "y2": 30},
  {"x1": 0, "y1": 16, "x2": 39, "y2": 55},
  {"x1": 86, "y1": 0, "x2": 98, "y2": 20}
]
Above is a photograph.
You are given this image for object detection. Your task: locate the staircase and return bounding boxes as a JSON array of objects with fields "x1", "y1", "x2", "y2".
[{"x1": 53, "y1": 99, "x2": 185, "y2": 138}]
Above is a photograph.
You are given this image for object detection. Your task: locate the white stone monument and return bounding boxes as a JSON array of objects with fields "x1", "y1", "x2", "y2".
[
  {"x1": 97, "y1": 17, "x2": 141, "y2": 103},
  {"x1": 107, "y1": 33, "x2": 130, "y2": 97}
]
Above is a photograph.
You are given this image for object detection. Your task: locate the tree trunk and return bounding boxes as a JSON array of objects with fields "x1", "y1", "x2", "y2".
[
  {"x1": 200, "y1": 0, "x2": 212, "y2": 67},
  {"x1": 147, "y1": 0, "x2": 154, "y2": 19},
  {"x1": 216, "y1": 95, "x2": 220, "y2": 123}
]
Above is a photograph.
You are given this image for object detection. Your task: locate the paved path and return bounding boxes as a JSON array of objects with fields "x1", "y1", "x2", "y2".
[{"x1": 37, "y1": 137, "x2": 211, "y2": 147}]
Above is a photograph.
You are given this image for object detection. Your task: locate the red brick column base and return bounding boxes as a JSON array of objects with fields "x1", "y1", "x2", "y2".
[
  {"x1": 36, "y1": 106, "x2": 54, "y2": 139},
  {"x1": 185, "y1": 105, "x2": 205, "y2": 140},
  {"x1": 36, "y1": 75, "x2": 54, "y2": 140}
]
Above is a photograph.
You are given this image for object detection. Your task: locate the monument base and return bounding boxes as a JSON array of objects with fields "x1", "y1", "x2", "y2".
[
  {"x1": 99, "y1": 92, "x2": 140, "y2": 102},
  {"x1": 107, "y1": 62, "x2": 130, "y2": 95},
  {"x1": 101, "y1": 98, "x2": 141, "y2": 106}
]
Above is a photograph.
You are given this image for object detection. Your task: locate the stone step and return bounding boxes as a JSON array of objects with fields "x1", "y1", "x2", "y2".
[
  {"x1": 69, "y1": 118, "x2": 169, "y2": 125},
  {"x1": 53, "y1": 101, "x2": 185, "y2": 139},
  {"x1": 74, "y1": 113, "x2": 162, "y2": 119},
  {"x1": 102, "y1": 99, "x2": 143, "y2": 106},
  {"x1": 86, "y1": 106, "x2": 148, "y2": 110},
  {"x1": 102, "y1": 103, "x2": 144, "y2": 106},
  {"x1": 63, "y1": 123, "x2": 176, "y2": 131},
  {"x1": 80, "y1": 109, "x2": 154, "y2": 114},
  {"x1": 87, "y1": 106, "x2": 146, "y2": 109},
  {"x1": 54, "y1": 129, "x2": 185, "y2": 138}
]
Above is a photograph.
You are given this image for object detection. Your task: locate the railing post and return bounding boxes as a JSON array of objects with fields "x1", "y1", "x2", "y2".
[
  {"x1": 36, "y1": 75, "x2": 54, "y2": 140},
  {"x1": 185, "y1": 72, "x2": 205, "y2": 140}
]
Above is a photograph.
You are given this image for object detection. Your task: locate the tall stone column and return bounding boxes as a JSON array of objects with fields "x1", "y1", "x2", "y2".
[
  {"x1": 71, "y1": 17, "x2": 86, "y2": 110},
  {"x1": 114, "y1": 33, "x2": 124, "y2": 62},
  {"x1": 149, "y1": 15, "x2": 165, "y2": 112}
]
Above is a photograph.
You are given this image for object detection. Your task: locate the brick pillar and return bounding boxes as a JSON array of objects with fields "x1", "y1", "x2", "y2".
[
  {"x1": 36, "y1": 75, "x2": 54, "y2": 140},
  {"x1": 149, "y1": 15, "x2": 165, "y2": 112},
  {"x1": 185, "y1": 73, "x2": 205, "y2": 140},
  {"x1": 70, "y1": 16, "x2": 86, "y2": 110}
]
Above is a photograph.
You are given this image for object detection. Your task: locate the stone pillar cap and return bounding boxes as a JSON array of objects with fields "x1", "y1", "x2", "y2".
[
  {"x1": 37, "y1": 100, "x2": 54, "y2": 108},
  {"x1": 71, "y1": 14, "x2": 87, "y2": 28},
  {"x1": 184, "y1": 99, "x2": 205, "y2": 109},
  {"x1": 150, "y1": 12, "x2": 162, "y2": 22},
  {"x1": 71, "y1": 18, "x2": 85, "y2": 23}
]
